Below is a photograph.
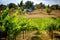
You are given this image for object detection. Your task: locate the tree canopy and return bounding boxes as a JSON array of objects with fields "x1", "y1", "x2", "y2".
[
  {"x1": 7, "y1": 3, "x2": 17, "y2": 9},
  {"x1": 25, "y1": 1, "x2": 34, "y2": 9},
  {"x1": 0, "y1": 4, "x2": 7, "y2": 10}
]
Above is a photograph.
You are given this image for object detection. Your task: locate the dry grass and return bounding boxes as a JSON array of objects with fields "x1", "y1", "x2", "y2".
[{"x1": 19, "y1": 9, "x2": 60, "y2": 18}]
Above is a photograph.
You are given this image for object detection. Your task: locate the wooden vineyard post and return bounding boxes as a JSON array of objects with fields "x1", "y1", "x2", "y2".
[
  {"x1": 50, "y1": 24, "x2": 54, "y2": 40},
  {"x1": 23, "y1": 31, "x2": 25, "y2": 39}
]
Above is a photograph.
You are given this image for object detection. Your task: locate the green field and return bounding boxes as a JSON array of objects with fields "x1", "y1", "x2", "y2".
[{"x1": 29, "y1": 18, "x2": 60, "y2": 31}]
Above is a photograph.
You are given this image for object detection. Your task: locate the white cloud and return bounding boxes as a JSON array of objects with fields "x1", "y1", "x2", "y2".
[{"x1": 0, "y1": 0, "x2": 60, "y2": 5}]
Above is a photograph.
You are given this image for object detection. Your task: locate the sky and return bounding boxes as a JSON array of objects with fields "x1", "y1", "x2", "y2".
[{"x1": 0, "y1": 0, "x2": 60, "y2": 6}]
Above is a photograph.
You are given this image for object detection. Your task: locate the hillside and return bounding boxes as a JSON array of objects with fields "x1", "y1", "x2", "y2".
[{"x1": 19, "y1": 9, "x2": 60, "y2": 18}]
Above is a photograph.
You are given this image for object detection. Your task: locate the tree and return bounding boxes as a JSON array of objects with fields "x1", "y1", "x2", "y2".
[
  {"x1": 35, "y1": 4, "x2": 41, "y2": 9},
  {"x1": 39, "y1": 3, "x2": 45, "y2": 9},
  {"x1": 25, "y1": 1, "x2": 34, "y2": 9},
  {"x1": 51, "y1": 5, "x2": 60, "y2": 10},
  {"x1": 45, "y1": 5, "x2": 52, "y2": 15},
  {"x1": 18, "y1": 0, "x2": 25, "y2": 11},
  {"x1": 18, "y1": 0, "x2": 23, "y2": 7},
  {"x1": 8, "y1": 3, "x2": 17, "y2": 9},
  {"x1": 0, "y1": 4, "x2": 7, "y2": 10},
  {"x1": 35, "y1": 3, "x2": 45, "y2": 9}
]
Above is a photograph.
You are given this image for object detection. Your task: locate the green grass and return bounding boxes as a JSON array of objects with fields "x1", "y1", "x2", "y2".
[{"x1": 28, "y1": 18, "x2": 60, "y2": 31}]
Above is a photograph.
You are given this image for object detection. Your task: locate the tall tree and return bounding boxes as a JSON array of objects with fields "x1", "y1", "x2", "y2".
[
  {"x1": 0, "y1": 4, "x2": 7, "y2": 10},
  {"x1": 18, "y1": 0, "x2": 23, "y2": 7},
  {"x1": 51, "y1": 5, "x2": 60, "y2": 10},
  {"x1": 8, "y1": 3, "x2": 17, "y2": 9},
  {"x1": 25, "y1": 1, "x2": 34, "y2": 9},
  {"x1": 45, "y1": 5, "x2": 52, "y2": 15},
  {"x1": 35, "y1": 3, "x2": 45, "y2": 9}
]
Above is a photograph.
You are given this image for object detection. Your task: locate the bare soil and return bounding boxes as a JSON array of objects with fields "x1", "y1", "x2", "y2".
[{"x1": 19, "y1": 9, "x2": 60, "y2": 18}]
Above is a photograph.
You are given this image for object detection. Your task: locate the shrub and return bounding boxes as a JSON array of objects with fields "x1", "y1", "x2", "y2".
[{"x1": 45, "y1": 7, "x2": 52, "y2": 15}]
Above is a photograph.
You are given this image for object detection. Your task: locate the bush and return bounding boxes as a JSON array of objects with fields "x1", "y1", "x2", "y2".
[{"x1": 45, "y1": 7, "x2": 52, "y2": 15}]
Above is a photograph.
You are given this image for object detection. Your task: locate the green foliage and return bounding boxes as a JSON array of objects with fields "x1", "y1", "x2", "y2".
[
  {"x1": 35, "y1": 3, "x2": 45, "y2": 9},
  {"x1": 0, "y1": 26, "x2": 5, "y2": 32},
  {"x1": 52, "y1": 18, "x2": 60, "y2": 30},
  {"x1": 0, "y1": 8, "x2": 38, "y2": 40},
  {"x1": 35, "y1": 31, "x2": 41, "y2": 35},
  {"x1": 25, "y1": 1, "x2": 34, "y2": 9},
  {"x1": 0, "y1": 4, "x2": 7, "y2": 10},
  {"x1": 6, "y1": 12, "x2": 21, "y2": 40},
  {"x1": 8, "y1": 3, "x2": 17, "y2": 9},
  {"x1": 0, "y1": 8, "x2": 20, "y2": 40},
  {"x1": 30, "y1": 18, "x2": 60, "y2": 31},
  {"x1": 0, "y1": 7, "x2": 60, "y2": 40},
  {"x1": 45, "y1": 7, "x2": 52, "y2": 15},
  {"x1": 18, "y1": 0, "x2": 23, "y2": 7},
  {"x1": 18, "y1": 0, "x2": 25, "y2": 11},
  {"x1": 18, "y1": 8, "x2": 27, "y2": 14},
  {"x1": 19, "y1": 17, "x2": 38, "y2": 31},
  {"x1": 0, "y1": 7, "x2": 9, "y2": 33},
  {"x1": 0, "y1": 7, "x2": 9, "y2": 20},
  {"x1": 51, "y1": 5, "x2": 60, "y2": 10},
  {"x1": 0, "y1": 7, "x2": 9, "y2": 39}
]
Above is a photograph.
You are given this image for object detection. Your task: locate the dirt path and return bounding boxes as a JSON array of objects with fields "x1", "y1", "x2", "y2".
[
  {"x1": 19, "y1": 14, "x2": 56, "y2": 18},
  {"x1": 41, "y1": 31, "x2": 52, "y2": 40},
  {"x1": 16, "y1": 31, "x2": 60, "y2": 40},
  {"x1": 26, "y1": 14, "x2": 56, "y2": 18},
  {"x1": 16, "y1": 31, "x2": 37, "y2": 40},
  {"x1": 41, "y1": 31, "x2": 60, "y2": 40},
  {"x1": 53, "y1": 31, "x2": 60, "y2": 40}
]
